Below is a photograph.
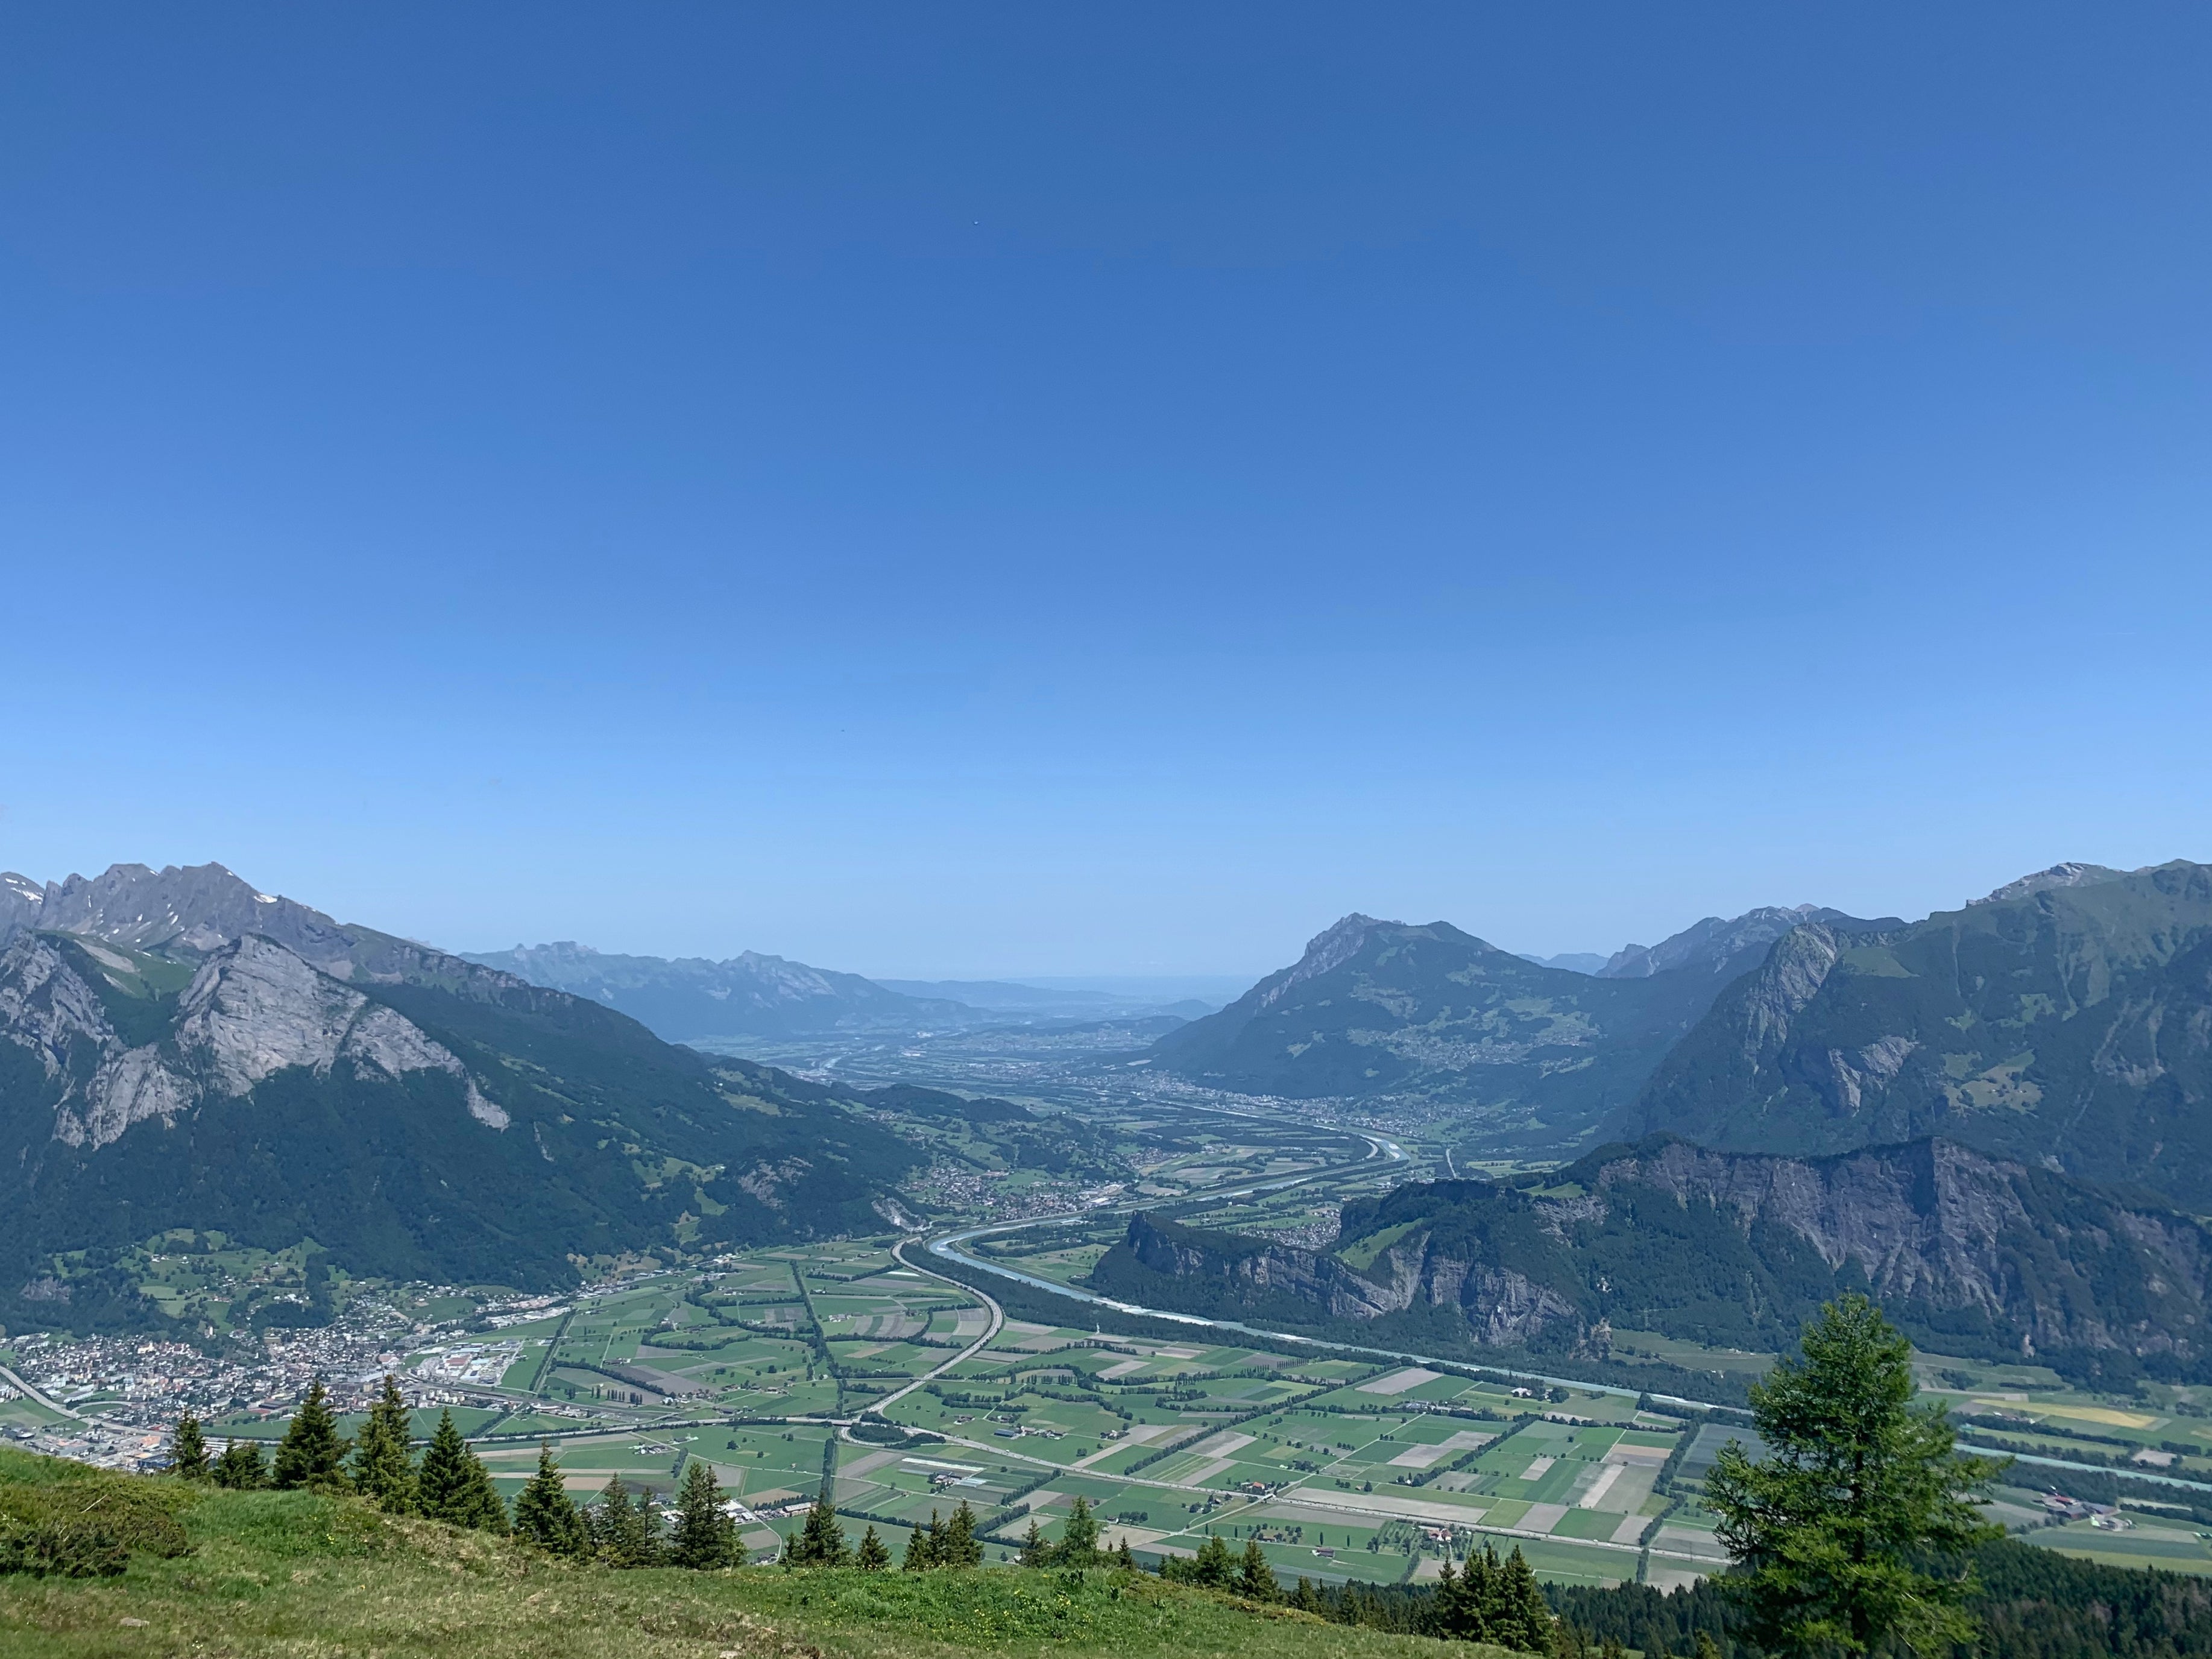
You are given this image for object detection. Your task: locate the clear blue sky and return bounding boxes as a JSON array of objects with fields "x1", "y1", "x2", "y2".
[{"x1": 4, "y1": 6, "x2": 2208, "y2": 979}]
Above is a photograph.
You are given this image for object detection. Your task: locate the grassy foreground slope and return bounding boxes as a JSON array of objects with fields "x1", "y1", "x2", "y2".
[{"x1": 0, "y1": 1450, "x2": 1496, "y2": 1659}]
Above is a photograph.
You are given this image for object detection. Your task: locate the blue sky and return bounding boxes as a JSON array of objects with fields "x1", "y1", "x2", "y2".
[{"x1": 4, "y1": 5, "x2": 2209, "y2": 979}]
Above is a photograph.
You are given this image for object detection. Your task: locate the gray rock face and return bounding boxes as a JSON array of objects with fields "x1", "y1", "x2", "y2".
[
  {"x1": 30, "y1": 862, "x2": 362, "y2": 970},
  {"x1": 0, "y1": 930, "x2": 505, "y2": 1152},
  {"x1": 0, "y1": 873, "x2": 43, "y2": 944},
  {"x1": 1115, "y1": 1136, "x2": 2212, "y2": 1367},
  {"x1": 1583, "y1": 1139, "x2": 2212, "y2": 1360}
]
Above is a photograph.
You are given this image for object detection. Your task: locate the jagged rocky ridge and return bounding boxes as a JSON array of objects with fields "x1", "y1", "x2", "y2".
[
  {"x1": 1092, "y1": 1136, "x2": 2212, "y2": 1383},
  {"x1": 0, "y1": 863, "x2": 927, "y2": 1327}
]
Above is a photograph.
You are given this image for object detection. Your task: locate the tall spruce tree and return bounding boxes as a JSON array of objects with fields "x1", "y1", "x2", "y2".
[
  {"x1": 903, "y1": 1512, "x2": 939, "y2": 1570},
  {"x1": 785, "y1": 1491, "x2": 851, "y2": 1567},
  {"x1": 513, "y1": 1444, "x2": 590, "y2": 1557},
  {"x1": 213, "y1": 1438, "x2": 267, "y2": 1490},
  {"x1": 590, "y1": 1474, "x2": 662, "y2": 1567},
  {"x1": 271, "y1": 1380, "x2": 350, "y2": 1491},
  {"x1": 1057, "y1": 1494, "x2": 1100, "y2": 1564},
  {"x1": 1186, "y1": 1531, "x2": 1235, "y2": 1587},
  {"x1": 417, "y1": 1409, "x2": 508, "y2": 1532},
  {"x1": 938, "y1": 1501, "x2": 982, "y2": 1569},
  {"x1": 1707, "y1": 1294, "x2": 2005, "y2": 1657},
  {"x1": 169, "y1": 1411, "x2": 210, "y2": 1480},
  {"x1": 669, "y1": 1461, "x2": 739, "y2": 1569},
  {"x1": 349, "y1": 1375, "x2": 417, "y2": 1514},
  {"x1": 1496, "y1": 1546, "x2": 1557, "y2": 1656},
  {"x1": 855, "y1": 1525, "x2": 891, "y2": 1571},
  {"x1": 1018, "y1": 1517, "x2": 1049, "y2": 1567},
  {"x1": 1237, "y1": 1538, "x2": 1278, "y2": 1601}
]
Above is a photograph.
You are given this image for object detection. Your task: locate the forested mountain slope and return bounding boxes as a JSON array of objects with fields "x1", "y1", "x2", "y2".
[
  {"x1": 0, "y1": 864, "x2": 922, "y2": 1331},
  {"x1": 1622, "y1": 861, "x2": 2212, "y2": 1207}
]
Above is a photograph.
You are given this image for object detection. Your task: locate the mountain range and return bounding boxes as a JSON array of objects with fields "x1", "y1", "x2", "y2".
[
  {"x1": 0, "y1": 864, "x2": 938, "y2": 1332},
  {"x1": 459, "y1": 941, "x2": 969, "y2": 1041},
  {"x1": 453, "y1": 952, "x2": 1222, "y2": 1045},
  {"x1": 1624, "y1": 859, "x2": 2212, "y2": 1209},
  {"x1": 1090, "y1": 1135, "x2": 2212, "y2": 1384},
  {"x1": 1147, "y1": 865, "x2": 2212, "y2": 1202},
  {"x1": 1147, "y1": 904, "x2": 1897, "y2": 1148}
]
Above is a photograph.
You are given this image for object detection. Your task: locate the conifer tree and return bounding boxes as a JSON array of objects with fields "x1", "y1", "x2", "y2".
[
  {"x1": 1432, "y1": 1556, "x2": 1489, "y2": 1642},
  {"x1": 1116, "y1": 1538, "x2": 1137, "y2": 1572},
  {"x1": 1018, "y1": 1517, "x2": 1049, "y2": 1567},
  {"x1": 1708, "y1": 1294, "x2": 2005, "y2": 1658},
  {"x1": 271, "y1": 1380, "x2": 350, "y2": 1491},
  {"x1": 903, "y1": 1512, "x2": 939, "y2": 1570},
  {"x1": 783, "y1": 1490, "x2": 850, "y2": 1567},
  {"x1": 1236, "y1": 1538, "x2": 1278, "y2": 1601},
  {"x1": 1496, "y1": 1546, "x2": 1556, "y2": 1656},
  {"x1": 1292, "y1": 1576, "x2": 1328, "y2": 1616},
  {"x1": 417, "y1": 1409, "x2": 506, "y2": 1532},
  {"x1": 1464, "y1": 1543, "x2": 1504, "y2": 1634},
  {"x1": 513, "y1": 1444, "x2": 590, "y2": 1556},
  {"x1": 939, "y1": 1500, "x2": 983, "y2": 1569},
  {"x1": 591, "y1": 1474, "x2": 663, "y2": 1567},
  {"x1": 855, "y1": 1525, "x2": 891, "y2": 1571},
  {"x1": 1058, "y1": 1494, "x2": 1100, "y2": 1564},
  {"x1": 169, "y1": 1411, "x2": 210, "y2": 1480},
  {"x1": 213, "y1": 1437, "x2": 268, "y2": 1489},
  {"x1": 349, "y1": 1375, "x2": 417, "y2": 1514},
  {"x1": 1189, "y1": 1531, "x2": 1235, "y2": 1587},
  {"x1": 669, "y1": 1460, "x2": 738, "y2": 1569}
]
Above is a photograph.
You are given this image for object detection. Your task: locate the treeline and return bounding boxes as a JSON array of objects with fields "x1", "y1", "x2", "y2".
[{"x1": 1542, "y1": 1540, "x2": 2212, "y2": 1659}]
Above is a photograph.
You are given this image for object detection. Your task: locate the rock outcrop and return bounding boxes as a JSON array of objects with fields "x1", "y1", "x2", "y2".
[{"x1": 1096, "y1": 1137, "x2": 2212, "y2": 1379}]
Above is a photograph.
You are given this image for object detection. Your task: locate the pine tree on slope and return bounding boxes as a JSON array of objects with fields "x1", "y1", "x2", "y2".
[
  {"x1": 169, "y1": 1412, "x2": 210, "y2": 1480},
  {"x1": 590, "y1": 1474, "x2": 662, "y2": 1567},
  {"x1": 271, "y1": 1380, "x2": 351, "y2": 1491},
  {"x1": 513, "y1": 1444, "x2": 590, "y2": 1557},
  {"x1": 417, "y1": 1409, "x2": 506, "y2": 1532},
  {"x1": 350, "y1": 1375, "x2": 417, "y2": 1514},
  {"x1": 213, "y1": 1438, "x2": 268, "y2": 1490},
  {"x1": 669, "y1": 1460, "x2": 738, "y2": 1569}
]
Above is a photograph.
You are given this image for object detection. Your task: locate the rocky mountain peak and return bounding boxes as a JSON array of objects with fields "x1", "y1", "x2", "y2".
[
  {"x1": 1598, "y1": 903, "x2": 1897, "y2": 980},
  {"x1": 1974, "y1": 861, "x2": 2132, "y2": 905},
  {"x1": 1259, "y1": 913, "x2": 1391, "y2": 1006},
  {"x1": 30, "y1": 861, "x2": 359, "y2": 970}
]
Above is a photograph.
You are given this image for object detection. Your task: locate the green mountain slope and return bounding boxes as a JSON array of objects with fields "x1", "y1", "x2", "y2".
[
  {"x1": 1621, "y1": 861, "x2": 2212, "y2": 1207},
  {"x1": 1091, "y1": 1136, "x2": 2212, "y2": 1385},
  {"x1": 0, "y1": 865, "x2": 924, "y2": 1332},
  {"x1": 1146, "y1": 912, "x2": 1882, "y2": 1146}
]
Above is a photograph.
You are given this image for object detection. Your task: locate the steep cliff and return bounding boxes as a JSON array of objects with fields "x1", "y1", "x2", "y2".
[{"x1": 1092, "y1": 1138, "x2": 2212, "y2": 1383}]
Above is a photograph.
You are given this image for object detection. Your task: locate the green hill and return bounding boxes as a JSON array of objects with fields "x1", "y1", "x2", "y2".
[
  {"x1": 1622, "y1": 861, "x2": 2212, "y2": 1207},
  {"x1": 0, "y1": 1447, "x2": 1495, "y2": 1659}
]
